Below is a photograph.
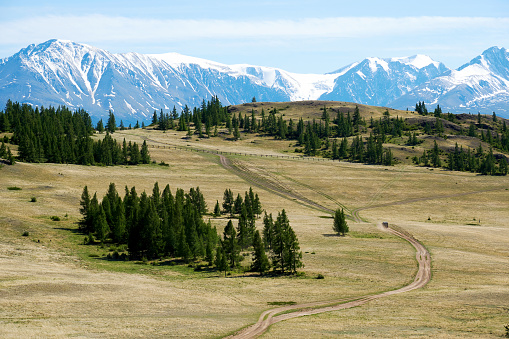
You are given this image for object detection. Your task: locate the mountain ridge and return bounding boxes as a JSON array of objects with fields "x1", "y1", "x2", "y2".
[{"x1": 1, "y1": 39, "x2": 508, "y2": 122}]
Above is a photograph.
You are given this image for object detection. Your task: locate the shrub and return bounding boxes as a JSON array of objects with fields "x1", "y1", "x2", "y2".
[
  {"x1": 22, "y1": 231, "x2": 30, "y2": 237},
  {"x1": 316, "y1": 273, "x2": 325, "y2": 279},
  {"x1": 30, "y1": 197, "x2": 37, "y2": 202},
  {"x1": 50, "y1": 216, "x2": 60, "y2": 221},
  {"x1": 7, "y1": 186, "x2": 21, "y2": 190}
]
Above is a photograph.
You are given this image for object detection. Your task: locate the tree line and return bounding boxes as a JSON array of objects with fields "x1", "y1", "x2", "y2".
[
  {"x1": 79, "y1": 183, "x2": 303, "y2": 275},
  {"x1": 413, "y1": 140, "x2": 508, "y2": 175},
  {"x1": 0, "y1": 100, "x2": 150, "y2": 165}
]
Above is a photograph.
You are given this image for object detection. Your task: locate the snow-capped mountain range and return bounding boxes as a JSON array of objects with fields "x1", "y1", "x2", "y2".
[{"x1": 1, "y1": 39, "x2": 509, "y2": 122}]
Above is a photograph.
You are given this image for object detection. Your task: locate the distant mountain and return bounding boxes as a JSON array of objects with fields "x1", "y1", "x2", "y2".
[
  {"x1": 390, "y1": 47, "x2": 509, "y2": 116},
  {"x1": 1, "y1": 40, "x2": 508, "y2": 122},
  {"x1": 319, "y1": 55, "x2": 449, "y2": 106}
]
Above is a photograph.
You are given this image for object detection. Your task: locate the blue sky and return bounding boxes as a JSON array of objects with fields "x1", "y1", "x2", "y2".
[{"x1": 1, "y1": 0, "x2": 509, "y2": 73}]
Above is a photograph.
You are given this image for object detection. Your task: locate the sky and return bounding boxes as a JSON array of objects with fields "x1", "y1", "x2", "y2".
[{"x1": 1, "y1": 0, "x2": 509, "y2": 73}]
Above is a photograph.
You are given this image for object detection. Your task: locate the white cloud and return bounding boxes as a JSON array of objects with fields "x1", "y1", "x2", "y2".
[{"x1": 1, "y1": 15, "x2": 508, "y2": 45}]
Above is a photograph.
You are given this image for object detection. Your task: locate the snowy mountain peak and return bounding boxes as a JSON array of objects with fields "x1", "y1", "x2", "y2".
[
  {"x1": 149, "y1": 52, "x2": 228, "y2": 72},
  {"x1": 366, "y1": 57, "x2": 389, "y2": 72},
  {"x1": 391, "y1": 54, "x2": 441, "y2": 69},
  {"x1": 390, "y1": 46, "x2": 509, "y2": 116},
  {"x1": 1, "y1": 40, "x2": 509, "y2": 121}
]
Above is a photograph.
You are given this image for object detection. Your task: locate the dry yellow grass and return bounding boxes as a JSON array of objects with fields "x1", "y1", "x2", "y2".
[{"x1": 1, "y1": 127, "x2": 508, "y2": 338}]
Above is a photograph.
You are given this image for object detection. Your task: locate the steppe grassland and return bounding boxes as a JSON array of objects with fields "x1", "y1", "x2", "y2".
[
  {"x1": 258, "y1": 158, "x2": 509, "y2": 337},
  {"x1": 0, "y1": 145, "x2": 414, "y2": 337},
  {"x1": 0, "y1": 126, "x2": 508, "y2": 337}
]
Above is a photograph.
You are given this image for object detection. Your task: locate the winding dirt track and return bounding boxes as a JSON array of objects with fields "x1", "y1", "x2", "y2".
[
  {"x1": 217, "y1": 154, "x2": 431, "y2": 338},
  {"x1": 136, "y1": 134, "x2": 506, "y2": 338},
  {"x1": 227, "y1": 223, "x2": 430, "y2": 339},
  {"x1": 136, "y1": 134, "x2": 432, "y2": 338}
]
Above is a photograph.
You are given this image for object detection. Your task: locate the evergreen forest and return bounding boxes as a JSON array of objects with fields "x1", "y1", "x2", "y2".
[
  {"x1": 0, "y1": 100, "x2": 150, "y2": 165},
  {"x1": 79, "y1": 183, "x2": 303, "y2": 275}
]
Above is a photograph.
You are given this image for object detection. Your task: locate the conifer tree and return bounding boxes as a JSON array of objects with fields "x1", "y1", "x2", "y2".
[
  {"x1": 284, "y1": 226, "x2": 303, "y2": 274},
  {"x1": 251, "y1": 230, "x2": 270, "y2": 274},
  {"x1": 79, "y1": 186, "x2": 91, "y2": 231},
  {"x1": 270, "y1": 209, "x2": 302, "y2": 274},
  {"x1": 213, "y1": 200, "x2": 221, "y2": 217},
  {"x1": 222, "y1": 188, "x2": 234, "y2": 215},
  {"x1": 253, "y1": 193, "x2": 262, "y2": 217},
  {"x1": 431, "y1": 141, "x2": 441, "y2": 168},
  {"x1": 223, "y1": 220, "x2": 239, "y2": 268},
  {"x1": 0, "y1": 140, "x2": 6, "y2": 158},
  {"x1": 237, "y1": 205, "x2": 251, "y2": 249},
  {"x1": 106, "y1": 111, "x2": 116, "y2": 133},
  {"x1": 95, "y1": 206, "x2": 110, "y2": 243},
  {"x1": 333, "y1": 208, "x2": 349, "y2": 236},
  {"x1": 6, "y1": 147, "x2": 14, "y2": 165},
  {"x1": 234, "y1": 194, "x2": 243, "y2": 215},
  {"x1": 262, "y1": 212, "x2": 274, "y2": 250},
  {"x1": 215, "y1": 242, "x2": 228, "y2": 277},
  {"x1": 140, "y1": 140, "x2": 150, "y2": 164}
]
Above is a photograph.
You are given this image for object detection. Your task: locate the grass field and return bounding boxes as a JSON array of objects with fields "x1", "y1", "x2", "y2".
[{"x1": 1, "y1": 125, "x2": 508, "y2": 338}]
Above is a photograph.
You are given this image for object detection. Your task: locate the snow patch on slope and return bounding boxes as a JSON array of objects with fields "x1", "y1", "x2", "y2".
[{"x1": 392, "y1": 55, "x2": 440, "y2": 69}]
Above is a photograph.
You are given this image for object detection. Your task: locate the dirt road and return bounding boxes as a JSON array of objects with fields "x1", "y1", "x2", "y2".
[
  {"x1": 138, "y1": 135, "x2": 431, "y2": 338},
  {"x1": 227, "y1": 222, "x2": 431, "y2": 338},
  {"x1": 215, "y1": 153, "x2": 432, "y2": 338}
]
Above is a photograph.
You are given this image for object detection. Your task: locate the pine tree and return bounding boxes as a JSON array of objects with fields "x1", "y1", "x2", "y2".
[
  {"x1": 95, "y1": 206, "x2": 110, "y2": 242},
  {"x1": 333, "y1": 208, "x2": 349, "y2": 236},
  {"x1": 251, "y1": 230, "x2": 270, "y2": 274},
  {"x1": 222, "y1": 188, "x2": 234, "y2": 215},
  {"x1": 140, "y1": 140, "x2": 150, "y2": 164},
  {"x1": 498, "y1": 157, "x2": 508, "y2": 176},
  {"x1": 0, "y1": 140, "x2": 6, "y2": 158},
  {"x1": 106, "y1": 111, "x2": 116, "y2": 133},
  {"x1": 271, "y1": 210, "x2": 288, "y2": 272},
  {"x1": 262, "y1": 212, "x2": 274, "y2": 250},
  {"x1": 431, "y1": 141, "x2": 441, "y2": 168},
  {"x1": 215, "y1": 242, "x2": 228, "y2": 277},
  {"x1": 79, "y1": 186, "x2": 91, "y2": 231},
  {"x1": 96, "y1": 119, "x2": 104, "y2": 133},
  {"x1": 213, "y1": 200, "x2": 221, "y2": 217},
  {"x1": 253, "y1": 193, "x2": 262, "y2": 217},
  {"x1": 223, "y1": 220, "x2": 239, "y2": 268},
  {"x1": 270, "y1": 209, "x2": 302, "y2": 274},
  {"x1": 6, "y1": 147, "x2": 14, "y2": 165},
  {"x1": 237, "y1": 205, "x2": 251, "y2": 249},
  {"x1": 284, "y1": 226, "x2": 303, "y2": 274},
  {"x1": 234, "y1": 194, "x2": 243, "y2": 215}
]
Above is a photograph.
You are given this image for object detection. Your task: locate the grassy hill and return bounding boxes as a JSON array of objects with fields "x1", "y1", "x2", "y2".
[
  {"x1": 228, "y1": 100, "x2": 508, "y2": 172},
  {"x1": 1, "y1": 100, "x2": 509, "y2": 338}
]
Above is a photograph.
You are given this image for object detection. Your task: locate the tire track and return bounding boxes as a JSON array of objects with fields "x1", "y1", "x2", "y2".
[
  {"x1": 219, "y1": 154, "x2": 335, "y2": 214},
  {"x1": 218, "y1": 153, "x2": 431, "y2": 338},
  {"x1": 134, "y1": 133, "x2": 496, "y2": 338},
  {"x1": 228, "y1": 223, "x2": 431, "y2": 339}
]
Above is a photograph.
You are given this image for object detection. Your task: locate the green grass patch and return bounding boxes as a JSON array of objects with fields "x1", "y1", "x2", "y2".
[{"x1": 349, "y1": 231, "x2": 388, "y2": 239}]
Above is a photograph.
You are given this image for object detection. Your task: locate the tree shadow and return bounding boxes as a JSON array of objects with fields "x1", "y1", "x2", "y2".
[{"x1": 53, "y1": 227, "x2": 82, "y2": 234}]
